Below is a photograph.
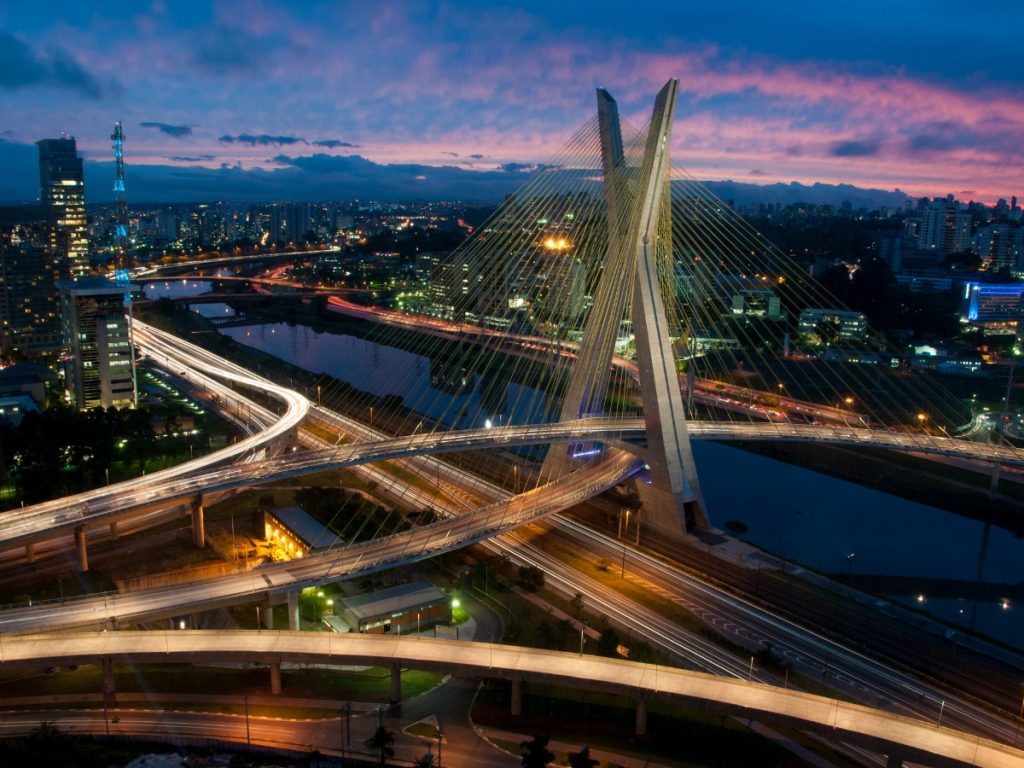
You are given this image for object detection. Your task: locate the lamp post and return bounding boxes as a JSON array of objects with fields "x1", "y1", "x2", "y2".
[
  {"x1": 244, "y1": 694, "x2": 251, "y2": 746},
  {"x1": 369, "y1": 406, "x2": 374, "y2": 431},
  {"x1": 1015, "y1": 684, "x2": 1024, "y2": 745}
]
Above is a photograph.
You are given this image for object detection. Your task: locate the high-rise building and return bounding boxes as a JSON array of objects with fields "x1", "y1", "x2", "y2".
[
  {"x1": 37, "y1": 137, "x2": 89, "y2": 277},
  {"x1": 58, "y1": 277, "x2": 136, "y2": 409},
  {"x1": 285, "y1": 204, "x2": 311, "y2": 244},
  {"x1": 974, "y1": 223, "x2": 1024, "y2": 271},
  {"x1": 917, "y1": 198, "x2": 972, "y2": 261},
  {"x1": 0, "y1": 206, "x2": 65, "y2": 355}
]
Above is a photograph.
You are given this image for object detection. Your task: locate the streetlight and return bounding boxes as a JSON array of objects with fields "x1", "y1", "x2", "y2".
[
  {"x1": 579, "y1": 621, "x2": 587, "y2": 656},
  {"x1": 244, "y1": 694, "x2": 251, "y2": 746},
  {"x1": 369, "y1": 406, "x2": 374, "y2": 431},
  {"x1": 1015, "y1": 684, "x2": 1024, "y2": 745},
  {"x1": 844, "y1": 396, "x2": 854, "y2": 406}
]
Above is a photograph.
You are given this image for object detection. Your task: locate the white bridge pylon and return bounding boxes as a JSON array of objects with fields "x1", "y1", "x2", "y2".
[{"x1": 544, "y1": 79, "x2": 709, "y2": 536}]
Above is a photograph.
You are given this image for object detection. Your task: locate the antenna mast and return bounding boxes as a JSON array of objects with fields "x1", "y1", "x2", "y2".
[{"x1": 111, "y1": 120, "x2": 139, "y2": 406}]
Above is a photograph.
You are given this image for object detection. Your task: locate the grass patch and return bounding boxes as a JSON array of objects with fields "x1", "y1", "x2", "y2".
[{"x1": 0, "y1": 663, "x2": 442, "y2": 703}]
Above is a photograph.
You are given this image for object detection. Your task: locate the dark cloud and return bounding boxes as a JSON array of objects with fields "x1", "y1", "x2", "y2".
[
  {"x1": 0, "y1": 31, "x2": 107, "y2": 98},
  {"x1": 312, "y1": 139, "x2": 359, "y2": 149},
  {"x1": 442, "y1": 152, "x2": 459, "y2": 157},
  {"x1": 902, "y1": 119, "x2": 1018, "y2": 159},
  {"x1": 220, "y1": 134, "x2": 307, "y2": 146},
  {"x1": 831, "y1": 140, "x2": 881, "y2": 157},
  {"x1": 902, "y1": 120, "x2": 1006, "y2": 155},
  {"x1": 192, "y1": 26, "x2": 260, "y2": 74},
  {"x1": 140, "y1": 121, "x2": 192, "y2": 138},
  {"x1": 169, "y1": 154, "x2": 215, "y2": 162},
  {"x1": 748, "y1": 169, "x2": 767, "y2": 177},
  {"x1": 468, "y1": 154, "x2": 486, "y2": 160},
  {"x1": 499, "y1": 162, "x2": 539, "y2": 173}
]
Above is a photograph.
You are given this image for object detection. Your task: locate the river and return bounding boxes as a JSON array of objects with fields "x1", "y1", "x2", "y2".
[{"x1": 148, "y1": 290, "x2": 1024, "y2": 651}]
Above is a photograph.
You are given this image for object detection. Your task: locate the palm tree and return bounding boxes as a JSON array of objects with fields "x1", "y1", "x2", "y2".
[
  {"x1": 365, "y1": 723, "x2": 395, "y2": 766},
  {"x1": 520, "y1": 734, "x2": 555, "y2": 768},
  {"x1": 567, "y1": 745, "x2": 599, "y2": 768}
]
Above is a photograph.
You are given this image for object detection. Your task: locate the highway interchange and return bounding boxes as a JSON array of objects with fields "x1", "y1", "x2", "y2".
[{"x1": 2, "y1": 318, "x2": 1024, "y2": 765}]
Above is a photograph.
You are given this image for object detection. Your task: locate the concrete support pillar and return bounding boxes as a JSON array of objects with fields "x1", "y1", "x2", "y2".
[
  {"x1": 109, "y1": 520, "x2": 119, "y2": 541},
  {"x1": 287, "y1": 590, "x2": 299, "y2": 631},
  {"x1": 270, "y1": 659, "x2": 282, "y2": 695},
  {"x1": 190, "y1": 613, "x2": 200, "y2": 629},
  {"x1": 635, "y1": 696, "x2": 647, "y2": 737},
  {"x1": 25, "y1": 542, "x2": 34, "y2": 564},
  {"x1": 510, "y1": 679, "x2": 523, "y2": 717},
  {"x1": 261, "y1": 600, "x2": 274, "y2": 629},
  {"x1": 101, "y1": 658, "x2": 116, "y2": 704},
  {"x1": 191, "y1": 496, "x2": 205, "y2": 549},
  {"x1": 169, "y1": 618, "x2": 176, "y2": 630},
  {"x1": 74, "y1": 526, "x2": 89, "y2": 572},
  {"x1": 886, "y1": 755, "x2": 903, "y2": 768},
  {"x1": 389, "y1": 664, "x2": 402, "y2": 705}
]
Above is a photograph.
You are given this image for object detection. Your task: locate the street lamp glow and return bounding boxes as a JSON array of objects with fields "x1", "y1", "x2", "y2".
[{"x1": 451, "y1": 598, "x2": 460, "y2": 609}]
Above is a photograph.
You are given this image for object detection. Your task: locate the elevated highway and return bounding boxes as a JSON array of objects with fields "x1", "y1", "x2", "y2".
[{"x1": 1, "y1": 630, "x2": 1021, "y2": 768}]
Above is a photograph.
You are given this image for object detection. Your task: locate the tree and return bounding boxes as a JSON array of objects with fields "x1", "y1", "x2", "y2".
[
  {"x1": 520, "y1": 734, "x2": 555, "y2": 768},
  {"x1": 596, "y1": 627, "x2": 621, "y2": 657},
  {"x1": 412, "y1": 752, "x2": 434, "y2": 768},
  {"x1": 517, "y1": 565, "x2": 545, "y2": 592},
  {"x1": 365, "y1": 723, "x2": 395, "y2": 766},
  {"x1": 567, "y1": 746, "x2": 599, "y2": 768},
  {"x1": 570, "y1": 591, "x2": 584, "y2": 617}
]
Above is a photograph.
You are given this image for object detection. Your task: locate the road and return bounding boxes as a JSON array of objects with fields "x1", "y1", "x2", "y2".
[{"x1": 1, "y1": 630, "x2": 1020, "y2": 768}]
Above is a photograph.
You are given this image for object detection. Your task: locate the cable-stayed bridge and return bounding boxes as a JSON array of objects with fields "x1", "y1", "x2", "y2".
[
  {"x1": 4, "y1": 77, "x2": 1024, "y2": 762},
  {"x1": 11, "y1": 78, "x2": 1023, "y2": 572}
]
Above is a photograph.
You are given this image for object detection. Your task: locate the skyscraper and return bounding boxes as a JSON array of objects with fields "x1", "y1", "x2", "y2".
[
  {"x1": 58, "y1": 277, "x2": 136, "y2": 409},
  {"x1": 0, "y1": 206, "x2": 64, "y2": 355},
  {"x1": 37, "y1": 137, "x2": 89, "y2": 277}
]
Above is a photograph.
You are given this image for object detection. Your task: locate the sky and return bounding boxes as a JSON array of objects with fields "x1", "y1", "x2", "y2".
[{"x1": 1, "y1": 1, "x2": 1022, "y2": 204}]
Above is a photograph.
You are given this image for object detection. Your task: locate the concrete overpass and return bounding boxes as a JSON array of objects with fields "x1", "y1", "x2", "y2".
[{"x1": 1, "y1": 630, "x2": 1020, "y2": 768}]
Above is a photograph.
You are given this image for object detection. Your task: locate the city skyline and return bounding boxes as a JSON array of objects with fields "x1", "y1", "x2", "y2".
[{"x1": 1, "y1": 2, "x2": 1023, "y2": 203}]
